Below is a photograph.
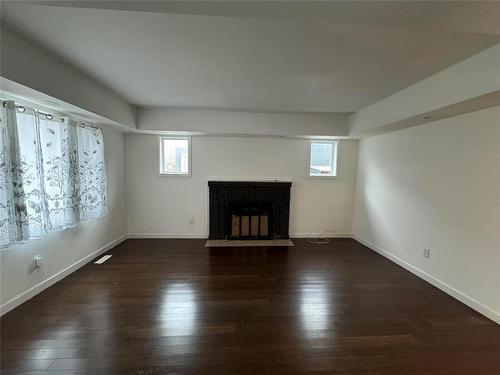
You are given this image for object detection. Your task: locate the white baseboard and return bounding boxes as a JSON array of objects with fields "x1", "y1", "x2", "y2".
[
  {"x1": 352, "y1": 235, "x2": 500, "y2": 325},
  {"x1": 0, "y1": 234, "x2": 128, "y2": 316},
  {"x1": 127, "y1": 233, "x2": 353, "y2": 239},
  {"x1": 291, "y1": 232, "x2": 352, "y2": 239},
  {"x1": 127, "y1": 233, "x2": 208, "y2": 239}
]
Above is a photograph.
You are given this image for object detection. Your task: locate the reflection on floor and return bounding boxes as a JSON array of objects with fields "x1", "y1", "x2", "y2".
[
  {"x1": 1, "y1": 238, "x2": 499, "y2": 374},
  {"x1": 205, "y1": 239, "x2": 294, "y2": 247}
]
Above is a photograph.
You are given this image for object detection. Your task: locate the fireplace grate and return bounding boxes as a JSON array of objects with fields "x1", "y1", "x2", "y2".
[{"x1": 229, "y1": 205, "x2": 272, "y2": 240}]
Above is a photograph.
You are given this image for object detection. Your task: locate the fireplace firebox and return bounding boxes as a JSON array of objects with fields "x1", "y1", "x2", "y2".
[
  {"x1": 208, "y1": 181, "x2": 291, "y2": 240},
  {"x1": 229, "y1": 202, "x2": 272, "y2": 239}
]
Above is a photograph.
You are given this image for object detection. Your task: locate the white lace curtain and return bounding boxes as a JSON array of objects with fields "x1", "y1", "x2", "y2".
[{"x1": 0, "y1": 100, "x2": 107, "y2": 247}]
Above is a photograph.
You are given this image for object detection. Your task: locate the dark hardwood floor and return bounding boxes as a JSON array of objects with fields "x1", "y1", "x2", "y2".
[{"x1": 1, "y1": 238, "x2": 499, "y2": 374}]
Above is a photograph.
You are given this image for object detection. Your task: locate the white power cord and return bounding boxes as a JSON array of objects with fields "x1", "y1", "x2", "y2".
[{"x1": 307, "y1": 230, "x2": 336, "y2": 245}]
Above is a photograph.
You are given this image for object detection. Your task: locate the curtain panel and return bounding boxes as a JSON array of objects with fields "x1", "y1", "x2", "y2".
[{"x1": 0, "y1": 101, "x2": 107, "y2": 247}]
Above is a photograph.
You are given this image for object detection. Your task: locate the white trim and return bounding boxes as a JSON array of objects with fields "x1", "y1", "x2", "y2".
[
  {"x1": 127, "y1": 233, "x2": 208, "y2": 239},
  {"x1": 307, "y1": 139, "x2": 339, "y2": 178},
  {"x1": 94, "y1": 254, "x2": 112, "y2": 264},
  {"x1": 291, "y1": 232, "x2": 352, "y2": 238},
  {"x1": 353, "y1": 235, "x2": 500, "y2": 325},
  {"x1": 158, "y1": 136, "x2": 192, "y2": 177},
  {"x1": 127, "y1": 232, "x2": 352, "y2": 239},
  {"x1": 0, "y1": 234, "x2": 128, "y2": 316}
]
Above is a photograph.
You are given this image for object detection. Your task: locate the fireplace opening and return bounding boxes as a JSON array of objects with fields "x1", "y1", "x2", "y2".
[{"x1": 229, "y1": 202, "x2": 273, "y2": 240}]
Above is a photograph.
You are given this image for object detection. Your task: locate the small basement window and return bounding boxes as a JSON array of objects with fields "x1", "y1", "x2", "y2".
[
  {"x1": 159, "y1": 136, "x2": 191, "y2": 176},
  {"x1": 308, "y1": 140, "x2": 338, "y2": 177}
]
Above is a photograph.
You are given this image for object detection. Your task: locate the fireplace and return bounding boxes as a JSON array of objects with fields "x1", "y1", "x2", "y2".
[{"x1": 208, "y1": 181, "x2": 291, "y2": 240}]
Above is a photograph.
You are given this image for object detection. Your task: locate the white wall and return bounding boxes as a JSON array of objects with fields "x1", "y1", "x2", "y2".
[
  {"x1": 126, "y1": 135, "x2": 358, "y2": 238},
  {"x1": 138, "y1": 107, "x2": 349, "y2": 137},
  {"x1": 0, "y1": 26, "x2": 137, "y2": 129},
  {"x1": 352, "y1": 106, "x2": 500, "y2": 322},
  {"x1": 349, "y1": 43, "x2": 500, "y2": 136},
  {"x1": 0, "y1": 127, "x2": 128, "y2": 314}
]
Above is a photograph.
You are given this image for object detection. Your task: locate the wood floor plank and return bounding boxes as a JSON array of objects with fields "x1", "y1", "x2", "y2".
[{"x1": 1, "y1": 238, "x2": 499, "y2": 374}]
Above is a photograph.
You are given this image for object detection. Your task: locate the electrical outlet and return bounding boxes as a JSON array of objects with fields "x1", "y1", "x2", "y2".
[
  {"x1": 188, "y1": 218, "x2": 194, "y2": 225},
  {"x1": 423, "y1": 248, "x2": 430, "y2": 258},
  {"x1": 33, "y1": 255, "x2": 44, "y2": 268}
]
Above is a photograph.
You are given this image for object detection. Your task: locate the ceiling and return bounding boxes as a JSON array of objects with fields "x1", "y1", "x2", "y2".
[{"x1": 1, "y1": 1, "x2": 499, "y2": 113}]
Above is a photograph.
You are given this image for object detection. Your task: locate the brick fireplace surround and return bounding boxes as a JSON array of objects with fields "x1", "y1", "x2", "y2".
[{"x1": 208, "y1": 181, "x2": 292, "y2": 240}]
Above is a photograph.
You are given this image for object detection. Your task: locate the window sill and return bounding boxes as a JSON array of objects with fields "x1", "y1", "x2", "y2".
[
  {"x1": 158, "y1": 173, "x2": 192, "y2": 178},
  {"x1": 307, "y1": 175, "x2": 339, "y2": 179}
]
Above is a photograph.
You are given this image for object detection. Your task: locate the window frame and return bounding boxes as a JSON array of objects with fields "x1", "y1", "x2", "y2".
[
  {"x1": 159, "y1": 136, "x2": 192, "y2": 177},
  {"x1": 307, "y1": 139, "x2": 339, "y2": 179}
]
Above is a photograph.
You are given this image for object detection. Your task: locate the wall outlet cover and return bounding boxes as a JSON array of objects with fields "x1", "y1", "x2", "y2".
[{"x1": 33, "y1": 255, "x2": 44, "y2": 268}]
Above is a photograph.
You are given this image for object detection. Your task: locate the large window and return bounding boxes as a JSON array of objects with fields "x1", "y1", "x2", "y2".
[
  {"x1": 0, "y1": 100, "x2": 107, "y2": 248},
  {"x1": 159, "y1": 137, "x2": 191, "y2": 176},
  {"x1": 308, "y1": 140, "x2": 338, "y2": 177}
]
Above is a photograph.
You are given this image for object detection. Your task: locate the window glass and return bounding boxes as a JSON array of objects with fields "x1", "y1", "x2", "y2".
[
  {"x1": 160, "y1": 138, "x2": 190, "y2": 175},
  {"x1": 309, "y1": 141, "x2": 337, "y2": 177}
]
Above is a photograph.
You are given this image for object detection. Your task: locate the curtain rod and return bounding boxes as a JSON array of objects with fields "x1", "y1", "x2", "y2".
[
  {"x1": 79, "y1": 122, "x2": 101, "y2": 131},
  {"x1": 1, "y1": 100, "x2": 60, "y2": 121},
  {"x1": 1, "y1": 99, "x2": 101, "y2": 130}
]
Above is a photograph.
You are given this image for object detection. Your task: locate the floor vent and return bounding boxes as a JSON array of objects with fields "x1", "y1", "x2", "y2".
[{"x1": 94, "y1": 255, "x2": 112, "y2": 264}]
